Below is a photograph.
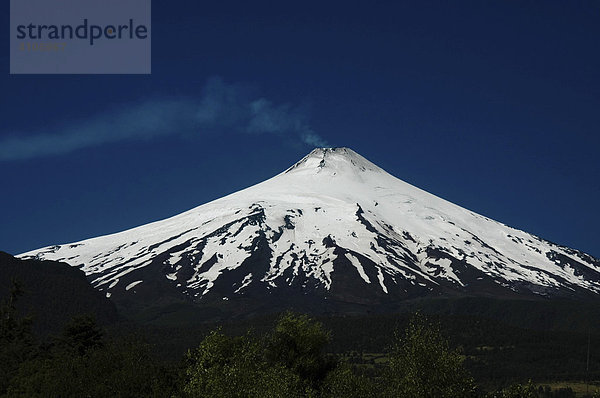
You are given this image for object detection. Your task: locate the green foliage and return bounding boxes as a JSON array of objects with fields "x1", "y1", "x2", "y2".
[
  {"x1": 321, "y1": 363, "x2": 377, "y2": 398},
  {"x1": 383, "y1": 313, "x2": 476, "y2": 398},
  {"x1": 485, "y1": 381, "x2": 578, "y2": 397},
  {"x1": 485, "y1": 380, "x2": 539, "y2": 397},
  {"x1": 585, "y1": 388, "x2": 600, "y2": 398},
  {"x1": 8, "y1": 295, "x2": 556, "y2": 398},
  {"x1": 184, "y1": 329, "x2": 302, "y2": 397},
  {"x1": 0, "y1": 279, "x2": 35, "y2": 395},
  {"x1": 266, "y1": 312, "x2": 336, "y2": 391},
  {"x1": 56, "y1": 315, "x2": 104, "y2": 355},
  {"x1": 183, "y1": 312, "x2": 480, "y2": 397},
  {"x1": 184, "y1": 313, "x2": 338, "y2": 397},
  {"x1": 5, "y1": 318, "x2": 177, "y2": 397}
]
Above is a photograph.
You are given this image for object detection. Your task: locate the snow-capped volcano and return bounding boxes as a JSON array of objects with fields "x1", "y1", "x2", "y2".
[{"x1": 19, "y1": 148, "x2": 600, "y2": 311}]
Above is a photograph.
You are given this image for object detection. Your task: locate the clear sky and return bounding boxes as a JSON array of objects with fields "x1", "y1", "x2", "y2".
[{"x1": 1, "y1": 1, "x2": 599, "y2": 258}]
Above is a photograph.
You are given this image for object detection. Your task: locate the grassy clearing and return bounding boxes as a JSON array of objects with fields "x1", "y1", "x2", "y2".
[{"x1": 536, "y1": 381, "x2": 600, "y2": 397}]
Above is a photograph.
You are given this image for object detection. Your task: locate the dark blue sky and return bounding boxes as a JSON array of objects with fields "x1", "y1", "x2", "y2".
[{"x1": 1, "y1": 1, "x2": 599, "y2": 257}]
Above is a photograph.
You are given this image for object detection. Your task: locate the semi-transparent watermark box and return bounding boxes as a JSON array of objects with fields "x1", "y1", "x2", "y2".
[{"x1": 10, "y1": 0, "x2": 151, "y2": 74}]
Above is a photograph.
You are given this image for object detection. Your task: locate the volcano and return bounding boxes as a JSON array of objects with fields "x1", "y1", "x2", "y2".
[{"x1": 19, "y1": 148, "x2": 600, "y2": 317}]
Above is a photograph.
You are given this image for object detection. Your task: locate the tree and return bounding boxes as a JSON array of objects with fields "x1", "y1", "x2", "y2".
[
  {"x1": 6, "y1": 321, "x2": 177, "y2": 397},
  {"x1": 0, "y1": 279, "x2": 35, "y2": 394},
  {"x1": 383, "y1": 313, "x2": 476, "y2": 398},
  {"x1": 266, "y1": 312, "x2": 336, "y2": 392},
  {"x1": 184, "y1": 329, "x2": 301, "y2": 397},
  {"x1": 57, "y1": 315, "x2": 104, "y2": 356}
]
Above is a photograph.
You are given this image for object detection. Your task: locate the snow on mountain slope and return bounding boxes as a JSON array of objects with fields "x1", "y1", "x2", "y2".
[{"x1": 19, "y1": 148, "x2": 600, "y2": 304}]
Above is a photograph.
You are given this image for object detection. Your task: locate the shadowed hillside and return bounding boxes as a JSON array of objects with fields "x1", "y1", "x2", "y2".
[{"x1": 0, "y1": 252, "x2": 118, "y2": 336}]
